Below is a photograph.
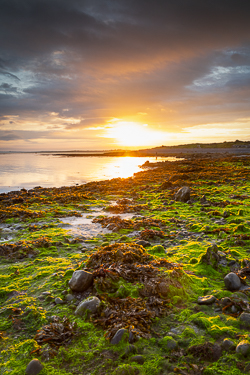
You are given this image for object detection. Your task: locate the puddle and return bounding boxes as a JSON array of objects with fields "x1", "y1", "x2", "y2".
[{"x1": 59, "y1": 207, "x2": 137, "y2": 238}]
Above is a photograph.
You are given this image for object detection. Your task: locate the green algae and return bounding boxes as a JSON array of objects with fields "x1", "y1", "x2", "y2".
[{"x1": 1, "y1": 155, "x2": 250, "y2": 374}]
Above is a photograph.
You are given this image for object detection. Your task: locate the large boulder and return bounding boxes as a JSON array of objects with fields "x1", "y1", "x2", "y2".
[
  {"x1": 175, "y1": 186, "x2": 191, "y2": 203},
  {"x1": 224, "y1": 272, "x2": 241, "y2": 291},
  {"x1": 68, "y1": 270, "x2": 93, "y2": 292}
]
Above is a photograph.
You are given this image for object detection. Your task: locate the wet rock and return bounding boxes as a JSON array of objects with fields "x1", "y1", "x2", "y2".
[
  {"x1": 26, "y1": 359, "x2": 43, "y2": 375},
  {"x1": 68, "y1": 270, "x2": 93, "y2": 292},
  {"x1": 111, "y1": 328, "x2": 127, "y2": 345},
  {"x1": 236, "y1": 340, "x2": 250, "y2": 356},
  {"x1": 224, "y1": 272, "x2": 241, "y2": 291},
  {"x1": 75, "y1": 296, "x2": 100, "y2": 316},
  {"x1": 240, "y1": 312, "x2": 250, "y2": 325},
  {"x1": 130, "y1": 355, "x2": 145, "y2": 364},
  {"x1": 175, "y1": 186, "x2": 191, "y2": 203},
  {"x1": 197, "y1": 295, "x2": 216, "y2": 305},
  {"x1": 221, "y1": 338, "x2": 235, "y2": 351}
]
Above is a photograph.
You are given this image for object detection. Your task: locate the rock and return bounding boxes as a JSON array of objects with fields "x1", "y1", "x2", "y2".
[
  {"x1": 200, "y1": 244, "x2": 220, "y2": 269},
  {"x1": 111, "y1": 328, "x2": 127, "y2": 345},
  {"x1": 220, "y1": 297, "x2": 231, "y2": 306},
  {"x1": 135, "y1": 240, "x2": 151, "y2": 247},
  {"x1": 240, "y1": 312, "x2": 250, "y2": 325},
  {"x1": 200, "y1": 195, "x2": 207, "y2": 204},
  {"x1": 130, "y1": 355, "x2": 145, "y2": 364},
  {"x1": 68, "y1": 270, "x2": 93, "y2": 292},
  {"x1": 166, "y1": 338, "x2": 178, "y2": 351},
  {"x1": 65, "y1": 294, "x2": 75, "y2": 302},
  {"x1": 197, "y1": 295, "x2": 216, "y2": 305},
  {"x1": 224, "y1": 272, "x2": 241, "y2": 291},
  {"x1": 161, "y1": 181, "x2": 173, "y2": 189},
  {"x1": 236, "y1": 340, "x2": 250, "y2": 355},
  {"x1": 75, "y1": 296, "x2": 100, "y2": 316},
  {"x1": 175, "y1": 186, "x2": 191, "y2": 203},
  {"x1": 54, "y1": 297, "x2": 64, "y2": 304},
  {"x1": 223, "y1": 211, "x2": 230, "y2": 218},
  {"x1": 121, "y1": 345, "x2": 137, "y2": 359},
  {"x1": 221, "y1": 338, "x2": 235, "y2": 351},
  {"x1": 26, "y1": 359, "x2": 43, "y2": 375}
]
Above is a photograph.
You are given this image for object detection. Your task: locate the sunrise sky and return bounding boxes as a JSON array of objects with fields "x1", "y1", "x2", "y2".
[{"x1": 1, "y1": 0, "x2": 250, "y2": 151}]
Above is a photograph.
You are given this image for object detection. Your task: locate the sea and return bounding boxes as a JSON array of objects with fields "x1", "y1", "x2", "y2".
[{"x1": 0, "y1": 152, "x2": 180, "y2": 194}]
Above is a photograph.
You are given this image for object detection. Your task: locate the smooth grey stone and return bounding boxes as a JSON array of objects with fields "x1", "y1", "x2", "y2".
[
  {"x1": 197, "y1": 295, "x2": 216, "y2": 305},
  {"x1": 26, "y1": 359, "x2": 43, "y2": 375},
  {"x1": 75, "y1": 296, "x2": 100, "y2": 316},
  {"x1": 221, "y1": 338, "x2": 235, "y2": 351},
  {"x1": 68, "y1": 270, "x2": 93, "y2": 292},
  {"x1": 236, "y1": 341, "x2": 250, "y2": 355},
  {"x1": 111, "y1": 328, "x2": 127, "y2": 345},
  {"x1": 224, "y1": 272, "x2": 241, "y2": 291}
]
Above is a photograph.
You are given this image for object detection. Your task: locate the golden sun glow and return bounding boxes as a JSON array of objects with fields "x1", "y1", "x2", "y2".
[{"x1": 105, "y1": 121, "x2": 166, "y2": 147}]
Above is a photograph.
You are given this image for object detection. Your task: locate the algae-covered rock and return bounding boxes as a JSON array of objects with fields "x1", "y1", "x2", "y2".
[
  {"x1": 69, "y1": 270, "x2": 93, "y2": 292},
  {"x1": 175, "y1": 186, "x2": 190, "y2": 203},
  {"x1": 159, "y1": 336, "x2": 178, "y2": 351},
  {"x1": 26, "y1": 359, "x2": 43, "y2": 375},
  {"x1": 197, "y1": 295, "x2": 216, "y2": 305},
  {"x1": 200, "y1": 244, "x2": 220, "y2": 268},
  {"x1": 75, "y1": 296, "x2": 100, "y2": 316},
  {"x1": 224, "y1": 272, "x2": 241, "y2": 291}
]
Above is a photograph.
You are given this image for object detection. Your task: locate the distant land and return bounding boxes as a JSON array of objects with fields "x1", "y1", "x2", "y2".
[{"x1": 52, "y1": 140, "x2": 250, "y2": 157}]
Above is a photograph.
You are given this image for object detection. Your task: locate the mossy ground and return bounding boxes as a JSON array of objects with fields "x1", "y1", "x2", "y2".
[{"x1": 0, "y1": 154, "x2": 250, "y2": 374}]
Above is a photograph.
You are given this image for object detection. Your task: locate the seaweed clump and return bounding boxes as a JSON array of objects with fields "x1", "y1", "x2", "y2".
[{"x1": 85, "y1": 243, "x2": 183, "y2": 341}]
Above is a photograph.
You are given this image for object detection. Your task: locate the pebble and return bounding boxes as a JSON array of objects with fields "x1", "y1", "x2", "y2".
[{"x1": 25, "y1": 359, "x2": 43, "y2": 375}]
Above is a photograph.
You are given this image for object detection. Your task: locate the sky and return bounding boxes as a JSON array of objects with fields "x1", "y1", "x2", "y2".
[{"x1": 0, "y1": 0, "x2": 250, "y2": 151}]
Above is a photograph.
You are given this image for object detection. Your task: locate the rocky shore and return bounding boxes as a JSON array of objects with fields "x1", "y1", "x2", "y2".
[{"x1": 0, "y1": 153, "x2": 250, "y2": 374}]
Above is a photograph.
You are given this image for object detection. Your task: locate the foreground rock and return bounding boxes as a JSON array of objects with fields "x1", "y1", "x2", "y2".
[
  {"x1": 26, "y1": 359, "x2": 43, "y2": 375},
  {"x1": 224, "y1": 272, "x2": 241, "y2": 291},
  {"x1": 69, "y1": 270, "x2": 93, "y2": 292},
  {"x1": 236, "y1": 340, "x2": 250, "y2": 356}
]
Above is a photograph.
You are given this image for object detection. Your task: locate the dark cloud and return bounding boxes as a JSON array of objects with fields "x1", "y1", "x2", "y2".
[{"x1": 0, "y1": 0, "x2": 250, "y2": 147}]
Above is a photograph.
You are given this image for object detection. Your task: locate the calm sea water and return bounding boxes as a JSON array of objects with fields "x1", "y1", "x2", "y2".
[{"x1": 0, "y1": 153, "x2": 179, "y2": 194}]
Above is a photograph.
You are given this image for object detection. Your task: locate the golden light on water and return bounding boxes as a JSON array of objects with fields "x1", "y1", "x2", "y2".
[{"x1": 105, "y1": 121, "x2": 167, "y2": 147}]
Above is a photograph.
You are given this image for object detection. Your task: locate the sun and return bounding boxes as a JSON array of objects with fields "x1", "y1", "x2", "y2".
[{"x1": 106, "y1": 121, "x2": 165, "y2": 147}]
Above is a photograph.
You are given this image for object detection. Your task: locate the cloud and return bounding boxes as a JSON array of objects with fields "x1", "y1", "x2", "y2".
[{"x1": 0, "y1": 0, "x2": 250, "y2": 149}]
